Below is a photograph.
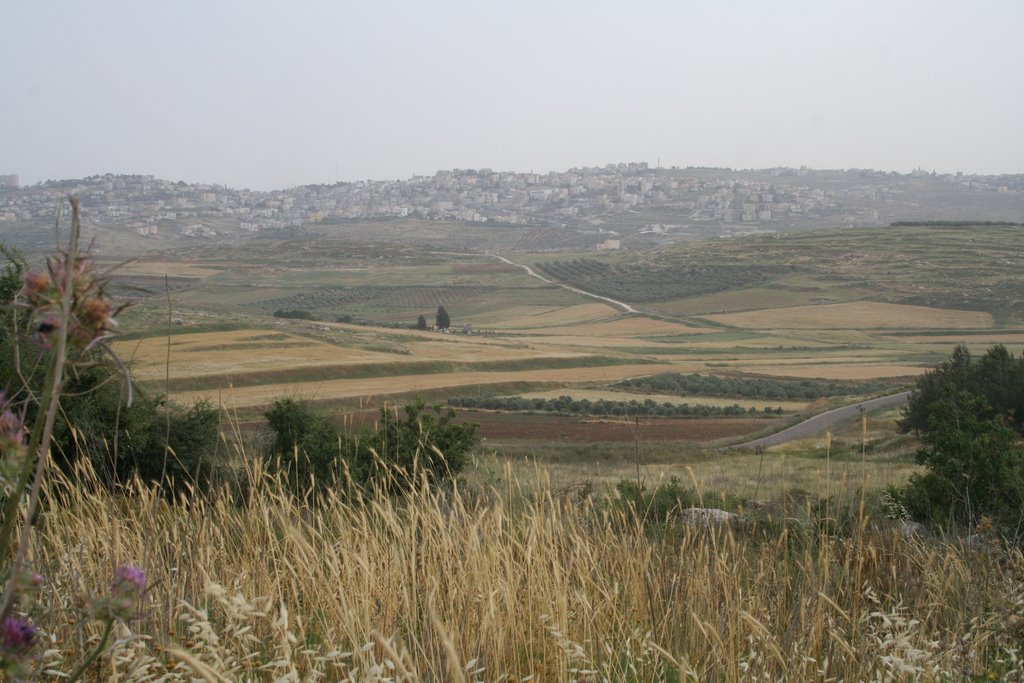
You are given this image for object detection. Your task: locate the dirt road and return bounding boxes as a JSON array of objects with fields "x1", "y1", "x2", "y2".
[{"x1": 491, "y1": 254, "x2": 639, "y2": 314}]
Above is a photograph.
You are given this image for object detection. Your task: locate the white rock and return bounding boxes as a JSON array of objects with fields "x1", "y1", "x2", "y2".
[{"x1": 680, "y1": 508, "x2": 738, "y2": 525}]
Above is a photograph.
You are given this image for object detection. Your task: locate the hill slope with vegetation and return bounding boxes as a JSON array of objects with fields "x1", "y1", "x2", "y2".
[{"x1": 530, "y1": 224, "x2": 1024, "y2": 325}]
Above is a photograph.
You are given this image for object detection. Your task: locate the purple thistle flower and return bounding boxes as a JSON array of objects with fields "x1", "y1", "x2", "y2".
[
  {"x1": 91, "y1": 565, "x2": 147, "y2": 622},
  {"x1": 22, "y1": 249, "x2": 120, "y2": 353},
  {"x1": 0, "y1": 394, "x2": 25, "y2": 454},
  {"x1": 0, "y1": 410, "x2": 22, "y2": 436},
  {"x1": 1, "y1": 616, "x2": 36, "y2": 652},
  {"x1": 113, "y1": 565, "x2": 146, "y2": 593}
]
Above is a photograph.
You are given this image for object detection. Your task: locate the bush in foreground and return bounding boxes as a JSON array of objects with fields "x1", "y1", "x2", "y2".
[{"x1": 264, "y1": 397, "x2": 478, "y2": 493}]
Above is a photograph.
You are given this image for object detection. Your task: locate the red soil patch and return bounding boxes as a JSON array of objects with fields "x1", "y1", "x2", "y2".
[{"x1": 340, "y1": 408, "x2": 773, "y2": 443}]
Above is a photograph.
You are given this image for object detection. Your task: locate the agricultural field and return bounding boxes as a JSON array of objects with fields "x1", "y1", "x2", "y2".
[
  {"x1": 482, "y1": 406, "x2": 918, "y2": 498},
  {"x1": 102, "y1": 223, "x2": 1024, "y2": 448},
  {"x1": 706, "y1": 301, "x2": 993, "y2": 330}
]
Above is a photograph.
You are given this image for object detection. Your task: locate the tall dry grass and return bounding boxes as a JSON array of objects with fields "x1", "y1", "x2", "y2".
[{"x1": 20, "y1": 453, "x2": 1024, "y2": 682}]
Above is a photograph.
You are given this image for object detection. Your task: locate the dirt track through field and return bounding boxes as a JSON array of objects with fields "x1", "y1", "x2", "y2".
[{"x1": 491, "y1": 254, "x2": 639, "y2": 313}]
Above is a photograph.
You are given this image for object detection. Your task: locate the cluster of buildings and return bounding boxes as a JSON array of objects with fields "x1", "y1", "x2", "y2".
[{"x1": 1, "y1": 165, "x2": 1020, "y2": 241}]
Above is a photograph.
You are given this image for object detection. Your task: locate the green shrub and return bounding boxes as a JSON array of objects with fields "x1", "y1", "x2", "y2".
[
  {"x1": 264, "y1": 397, "x2": 341, "y2": 491},
  {"x1": 263, "y1": 398, "x2": 478, "y2": 494},
  {"x1": 615, "y1": 477, "x2": 699, "y2": 524},
  {"x1": 352, "y1": 400, "x2": 478, "y2": 492},
  {"x1": 51, "y1": 365, "x2": 221, "y2": 493},
  {"x1": 899, "y1": 344, "x2": 1024, "y2": 435},
  {"x1": 894, "y1": 345, "x2": 1024, "y2": 536},
  {"x1": 896, "y1": 390, "x2": 1024, "y2": 532}
]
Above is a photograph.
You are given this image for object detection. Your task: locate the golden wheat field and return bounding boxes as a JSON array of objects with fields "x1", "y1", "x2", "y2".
[
  {"x1": 181, "y1": 363, "x2": 684, "y2": 409},
  {"x1": 516, "y1": 316, "x2": 712, "y2": 337},
  {"x1": 705, "y1": 301, "x2": 994, "y2": 329},
  {"x1": 115, "y1": 329, "x2": 600, "y2": 383},
  {"x1": 474, "y1": 303, "x2": 620, "y2": 328},
  {"x1": 113, "y1": 321, "x2": 935, "y2": 413},
  {"x1": 511, "y1": 334, "x2": 674, "y2": 349},
  {"x1": 109, "y1": 260, "x2": 227, "y2": 278},
  {"x1": 26, "y1": 463, "x2": 1024, "y2": 682},
  {"x1": 885, "y1": 333, "x2": 1024, "y2": 344}
]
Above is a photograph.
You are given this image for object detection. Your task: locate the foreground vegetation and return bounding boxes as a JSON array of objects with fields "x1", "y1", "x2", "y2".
[
  {"x1": 4, "y1": 207, "x2": 1024, "y2": 679},
  {"x1": 17, "y1": 462, "x2": 1024, "y2": 681}
]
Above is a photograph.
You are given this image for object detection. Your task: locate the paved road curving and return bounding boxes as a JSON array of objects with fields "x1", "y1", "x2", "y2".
[
  {"x1": 491, "y1": 254, "x2": 639, "y2": 314},
  {"x1": 735, "y1": 391, "x2": 911, "y2": 449}
]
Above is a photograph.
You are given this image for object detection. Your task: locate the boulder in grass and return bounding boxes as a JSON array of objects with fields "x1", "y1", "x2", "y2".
[
  {"x1": 680, "y1": 508, "x2": 738, "y2": 525},
  {"x1": 896, "y1": 520, "x2": 926, "y2": 538}
]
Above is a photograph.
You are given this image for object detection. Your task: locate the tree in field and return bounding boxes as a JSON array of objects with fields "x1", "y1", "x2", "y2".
[
  {"x1": 898, "y1": 390, "x2": 1023, "y2": 530},
  {"x1": 416, "y1": 314, "x2": 428, "y2": 330},
  {"x1": 435, "y1": 305, "x2": 450, "y2": 330},
  {"x1": 264, "y1": 398, "x2": 341, "y2": 491},
  {"x1": 895, "y1": 345, "x2": 1024, "y2": 533},
  {"x1": 899, "y1": 344, "x2": 1024, "y2": 435}
]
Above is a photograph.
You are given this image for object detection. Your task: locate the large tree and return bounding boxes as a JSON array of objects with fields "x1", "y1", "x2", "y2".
[
  {"x1": 898, "y1": 390, "x2": 1023, "y2": 529},
  {"x1": 435, "y1": 305, "x2": 450, "y2": 330},
  {"x1": 896, "y1": 345, "x2": 1024, "y2": 532},
  {"x1": 899, "y1": 344, "x2": 1024, "y2": 435}
]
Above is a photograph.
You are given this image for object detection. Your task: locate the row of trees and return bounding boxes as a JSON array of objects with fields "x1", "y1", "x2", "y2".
[
  {"x1": 270, "y1": 307, "x2": 455, "y2": 332},
  {"x1": 447, "y1": 395, "x2": 785, "y2": 418},
  {"x1": 616, "y1": 372, "x2": 888, "y2": 401},
  {"x1": 415, "y1": 306, "x2": 451, "y2": 331}
]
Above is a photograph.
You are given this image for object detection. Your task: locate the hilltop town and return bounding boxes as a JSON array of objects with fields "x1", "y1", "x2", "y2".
[{"x1": 1, "y1": 164, "x2": 1022, "y2": 251}]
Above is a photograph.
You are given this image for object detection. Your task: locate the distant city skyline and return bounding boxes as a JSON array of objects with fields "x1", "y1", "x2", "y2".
[
  {"x1": 2, "y1": 1, "x2": 1022, "y2": 191},
  {"x1": 3, "y1": 161, "x2": 1022, "y2": 194}
]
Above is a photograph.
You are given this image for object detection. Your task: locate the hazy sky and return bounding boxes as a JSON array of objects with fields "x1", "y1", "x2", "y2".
[{"x1": 2, "y1": 1, "x2": 1022, "y2": 190}]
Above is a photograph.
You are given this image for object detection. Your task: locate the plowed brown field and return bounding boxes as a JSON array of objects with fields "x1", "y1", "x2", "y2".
[{"x1": 343, "y1": 408, "x2": 772, "y2": 443}]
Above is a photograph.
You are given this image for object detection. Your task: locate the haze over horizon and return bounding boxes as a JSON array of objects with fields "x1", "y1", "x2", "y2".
[{"x1": 3, "y1": 1, "x2": 1022, "y2": 191}]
